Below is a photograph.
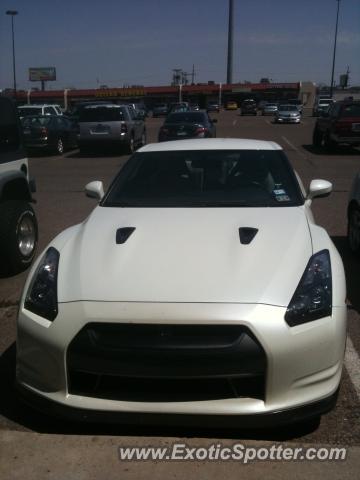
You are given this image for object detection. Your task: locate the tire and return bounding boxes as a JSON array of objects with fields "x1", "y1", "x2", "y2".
[
  {"x1": 55, "y1": 138, "x2": 64, "y2": 155},
  {"x1": 312, "y1": 127, "x2": 322, "y2": 147},
  {"x1": 125, "y1": 135, "x2": 135, "y2": 154},
  {"x1": 0, "y1": 200, "x2": 38, "y2": 275},
  {"x1": 323, "y1": 131, "x2": 337, "y2": 151},
  {"x1": 348, "y1": 206, "x2": 360, "y2": 253}
]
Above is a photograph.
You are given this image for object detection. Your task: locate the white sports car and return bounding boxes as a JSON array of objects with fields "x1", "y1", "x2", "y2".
[{"x1": 16, "y1": 138, "x2": 347, "y2": 427}]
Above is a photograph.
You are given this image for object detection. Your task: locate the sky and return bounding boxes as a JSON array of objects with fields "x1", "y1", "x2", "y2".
[{"x1": 0, "y1": 0, "x2": 359, "y2": 91}]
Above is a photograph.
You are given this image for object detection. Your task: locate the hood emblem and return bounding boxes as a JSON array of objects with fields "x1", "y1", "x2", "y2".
[
  {"x1": 116, "y1": 227, "x2": 135, "y2": 244},
  {"x1": 239, "y1": 227, "x2": 258, "y2": 245}
]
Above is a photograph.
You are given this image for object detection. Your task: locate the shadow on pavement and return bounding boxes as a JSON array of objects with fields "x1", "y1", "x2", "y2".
[
  {"x1": 302, "y1": 144, "x2": 360, "y2": 156},
  {"x1": 332, "y1": 235, "x2": 360, "y2": 313},
  {"x1": 0, "y1": 342, "x2": 320, "y2": 440}
]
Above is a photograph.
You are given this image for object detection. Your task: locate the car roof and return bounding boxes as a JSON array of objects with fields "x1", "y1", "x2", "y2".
[
  {"x1": 139, "y1": 138, "x2": 282, "y2": 152},
  {"x1": 83, "y1": 104, "x2": 127, "y2": 109}
]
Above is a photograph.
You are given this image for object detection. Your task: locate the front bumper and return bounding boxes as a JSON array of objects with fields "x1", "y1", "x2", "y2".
[
  {"x1": 276, "y1": 117, "x2": 301, "y2": 123},
  {"x1": 16, "y1": 382, "x2": 339, "y2": 427},
  {"x1": 330, "y1": 133, "x2": 360, "y2": 145},
  {"x1": 16, "y1": 301, "x2": 347, "y2": 423}
]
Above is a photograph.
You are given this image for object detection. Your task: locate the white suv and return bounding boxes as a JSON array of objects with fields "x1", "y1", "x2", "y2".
[{"x1": 18, "y1": 104, "x2": 63, "y2": 118}]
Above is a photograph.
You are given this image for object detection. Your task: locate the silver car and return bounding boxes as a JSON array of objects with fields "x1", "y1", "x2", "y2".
[
  {"x1": 262, "y1": 103, "x2": 278, "y2": 115},
  {"x1": 275, "y1": 105, "x2": 301, "y2": 124},
  {"x1": 78, "y1": 104, "x2": 146, "y2": 154}
]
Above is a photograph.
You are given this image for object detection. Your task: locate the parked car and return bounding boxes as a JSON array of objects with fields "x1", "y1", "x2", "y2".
[
  {"x1": 275, "y1": 105, "x2": 301, "y2": 124},
  {"x1": 312, "y1": 98, "x2": 334, "y2": 117},
  {"x1": 262, "y1": 103, "x2": 278, "y2": 115},
  {"x1": 348, "y1": 172, "x2": 360, "y2": 253},
  {"x1": 78, "y1": 104, "x2": 146, "y2": 154},
  {"x1": 0, "y1": 97, "x2": 38, "y2": 275},
  {"x1": 257, "y1": 100, "x2": 268, "y2": 114},
  {"x1": 240, "y1": 99, "x2": 257, "y2": 116},
  {"x1": 21, "y1": 115, "x2": 79, "y2": 155},
  {"x1": 190, "y1": 103, "x2": 200, "y2": 111},
  {"x1": 207, "y1": 101, "x2": 220, "y2": 113},
  {"x1": 152, "y1": 103, "x2": 169, "y2": 118},
  {"x1": 16, "y1": 138, "x2": 346, "y2": 426},
  {"x1": 225, "y1": 101, "x2": 238, "y2": 110},
  {"x1": 18, "y1": 104, "x2": 63, "y2": 118},
  {"x1": 312, "y1": 100, "x2": 360, "y2": 150},
  {"x1": 158, "y1": 111, "x2": 217, "y2": 141}
]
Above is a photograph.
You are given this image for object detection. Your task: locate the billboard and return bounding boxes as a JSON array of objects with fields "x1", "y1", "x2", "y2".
[{"x1": 29, "y1": 67, "x2": 56, "y2": 82}]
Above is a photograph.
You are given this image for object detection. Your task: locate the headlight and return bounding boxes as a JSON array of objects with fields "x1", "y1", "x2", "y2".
[
  {"x1": 24, "y1": 247, "x2": 60, "y2": 321},
  {"x1": 285, "y1": 250, "x2": 332, "y2": 327}
]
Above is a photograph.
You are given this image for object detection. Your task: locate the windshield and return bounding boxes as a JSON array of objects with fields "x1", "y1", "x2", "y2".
[
  {"x1": 279, "y1": 106, "x2": 298, "y2": 111},
  {"x1": 340, "y1": 104, "x2": 360, "y2": 117},
  {"x1": 103, "y1": 150, "x2": 303, "y2": 208},
  {"x1": 166, "y1": 113, "x2": 205, "y2": 123},
  {"x1": 22, "y1": 116, "x2": 51, "y2": 127},
  {"x1": 80, "y1": 107, "x2": 125, "y2": 122}
]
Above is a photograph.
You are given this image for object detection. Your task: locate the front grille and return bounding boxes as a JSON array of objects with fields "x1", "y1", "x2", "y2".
[{"x1": 67, "y1": 324, "x2": 266, "y2": 402}]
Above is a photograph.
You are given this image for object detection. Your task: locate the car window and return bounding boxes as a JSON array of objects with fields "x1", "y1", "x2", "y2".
[
  {"x1": 18, "y1": 107, "x2": 41, "y2": 116},
  {"x1": 80, "y1": 107, "x2": 125, "y2": 122},
  {"x1": 104, "y1": 150, "x2": 303, "y2": 208},
  {"x1": 329, "y1": 103, "x2": 341, "y2": 117},
  {"x1": 22, "y1": 116, "x2": 51, "y2": 127},
  {"x1": 340, "y1": 104, "x2": 360, "y2": 118},
  {"x1": 44, "y1": 107, "x2": 54, "y2": 115}
]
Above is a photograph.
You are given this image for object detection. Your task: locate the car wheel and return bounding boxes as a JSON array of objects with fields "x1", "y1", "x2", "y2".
[
  {"x1": 126, "y1": 136, "x2": 135, "y2": 154},
  {"x1": 0, "y1": 200, "x2": 38, "y2": 275},
  {"x1": 312, "y1": 127, "x2": 322, "y2": 147},
  {"x1": 322, "y1": 131, "x2": 337, "y2": 151},
  {"x1": 55, "y1": 138, "x2": 64, "y2": 155},
  {"x1": 348, "y1": 206, "x2": 360, "y2": 253}
]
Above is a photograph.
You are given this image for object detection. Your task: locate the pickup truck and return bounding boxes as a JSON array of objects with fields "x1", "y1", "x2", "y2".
[
  {"x1": 312, "y1": 100, "x2": 360, "y2": 150},
  {"x1": 0, "y1": 96, "x2": 38, "y2": 275}
]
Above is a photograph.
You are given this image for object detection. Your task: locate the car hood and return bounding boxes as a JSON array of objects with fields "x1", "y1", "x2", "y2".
[{"x1": 58, "y1": 206, "x2": 312, "y2": 305}]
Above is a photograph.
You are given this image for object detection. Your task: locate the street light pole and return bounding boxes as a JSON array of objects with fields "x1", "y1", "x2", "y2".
[
  {"x1": 6, "y1": 10, "x2": 18, "y2": 100},
  {"x1": 226, "y1": 0, "x2": 234, "y2": 84},
  {"x1": 330, "y1": 0, "x2": 341, "y2": 98}
]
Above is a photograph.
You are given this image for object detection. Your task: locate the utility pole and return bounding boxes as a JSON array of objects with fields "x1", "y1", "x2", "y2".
[
  {"x1": 191, "y1": 64, "x2": 195, "y2": 85},
  {"x1": 226, "y1": 0, "x2": 234, "y2": 84},
  {"x1": 330, "y1": 0, "x2": 341, "y2": 98}
]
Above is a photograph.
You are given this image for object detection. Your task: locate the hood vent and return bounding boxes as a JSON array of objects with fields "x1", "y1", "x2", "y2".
[
  {"x1": 239, "y1": 227, "x2": 258, "y2": 245},
  {"x1": 116, "y1": 227, "x2": 135, "y2": 244}
]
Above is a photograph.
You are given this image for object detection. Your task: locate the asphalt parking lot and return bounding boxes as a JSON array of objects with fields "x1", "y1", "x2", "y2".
[{"x1": 1, "y1": 110, "x2": 360, "y2": 476}]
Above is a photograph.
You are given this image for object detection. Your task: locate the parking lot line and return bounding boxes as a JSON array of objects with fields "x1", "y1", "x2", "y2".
[{"x1": 345, "y1": 336, "x2": 360, "y2": 400}]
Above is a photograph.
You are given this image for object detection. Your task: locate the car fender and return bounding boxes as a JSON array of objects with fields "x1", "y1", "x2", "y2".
[
  {"x1": 307, "y1": 222, "x2": 346, "y2": 308},
  {"x1": 0, "y1": 170, "x2": 33, "y2": 202}
]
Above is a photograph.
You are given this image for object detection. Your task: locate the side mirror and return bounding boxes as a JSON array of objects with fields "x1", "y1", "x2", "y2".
[
  {"x1": 85, "y1": 181, "x2": 104, "y2": 200},
  {"x1": 307, "y1": 179, "x2": 332, "y2": 200}
]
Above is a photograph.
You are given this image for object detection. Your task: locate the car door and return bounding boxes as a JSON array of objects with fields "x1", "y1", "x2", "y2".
[
  {"x1": 56, "y1": 117, "x2": 71, "y2": 148},
  {"x1": 128, "y1": 106, "x2": 144, "y2": 144}
]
